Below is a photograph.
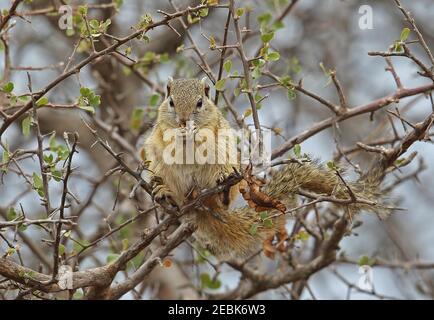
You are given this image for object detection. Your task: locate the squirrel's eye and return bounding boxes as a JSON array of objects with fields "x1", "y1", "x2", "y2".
[
  {"x1": 196, "y1": 98, "x2": 203, "y2": 109},
  {"x1": 169, "y1": 98, "x2": 175, "y2": 108}
]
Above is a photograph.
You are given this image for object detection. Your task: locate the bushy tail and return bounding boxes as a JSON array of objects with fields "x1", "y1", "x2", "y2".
[
  {"x1": 194, "y1": 159, "x2": 389, "y2": 260},
  {"x1": 265, "y1": 160, "x2": 389, "y2": 217}
]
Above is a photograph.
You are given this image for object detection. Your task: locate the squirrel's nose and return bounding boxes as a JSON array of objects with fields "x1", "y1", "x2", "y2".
[{"x1": 179, "y1": 120, "x2": 186, "y2": 127}]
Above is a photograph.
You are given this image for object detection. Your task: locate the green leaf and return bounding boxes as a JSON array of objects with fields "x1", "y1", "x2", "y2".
[
  {"x1": 33, "y1": 172, "x2": 43, "y2": 189},
  {"x1": 215, "y1": 79, "x2": 226, "y2": 91},
  {"x1": 49, "y1": 133, "x2": 57, "y2": 150},
  {"x1": 122, "y1": 238, "x2": 129, "y2": 251},
  {"x1": 107, "y1": 253, "x2": 120, "y2": 264},
  {"x1": 287, "y1": 88, "x2": 296, "y2": 100},
  {"x1": 223, "y1": 60, "x2": 232, "y2": 73},
  {"x1": 358, "y1": 255, "x2": 376, "y2": 266},
  {"x1": 52, "y1": 170, "x2": 63, "y2": 182},
  {"x1": 78, "y1": 5, "x2": 88, "y2": 15},
  {"x1": 2, "y1": 82, "x2": 14, "y2": 93},
  {"x1": 89, "y1": 19, "x2": 99, "y2": 29},
  {"x1": 400, "y1": 27, "x2": 410, "y2": 42},
  {"x1": 131, "y1": 107, "x2": 144, "y2": 130},
  {"x1": 36, "y1": 96, "x2": 49, "y2": 107},
  {"x1": 43, "y1": 153, "x2": 53, "y2": 164},
  {"x1": 149, "y1": 93, "x2": 160, "y2": 106},
  {"x1": 22, "y1": 116, "x2": 31, "y2": 137},
  {"x1": 296, "y1": 230, "x2": 309, "y2": 242},
  {"x1": 267, "y1": 51, "x2": 280, "y2": 61},
  {"x1": 293, "y1": 144, "x2": 301, "y2": 157},
  {"x1": 252, "y1": 58, "x2": 265, "y2": 67},
  {"x1": 2, "y1": 149, "x2": 10, "y2": 167},
  {"x1": 79, "y1": 106, "x2": 95, "y2": 114},
  {"x1": 327, "y1": 160, "x2": 339, "y2": 171},
  {"x1": 6, "y1": 207, "x2": 17, "y2": 221},
  {"x1": 272, "y1": 21, "x2": 285, "y2": 30},
  {"x1": 257, "y1": 13, "x2": 272, "y2": 26},
  {"x1": 235, "y1": 7, "x2": 244, "y2": 18},
  {"x1": 199, "y1": 8, "x2": 209, "y2": 17},
  {"x1": 80, "y1": 87, "x2": 91, "y2": 97},
  {"x1": 89, "y1": 95, "x2": 101, "y2": 107},
  {"x1": 261, "y1": 32, "x2": 274, "y2": 43},
  {"x1": 200, "y1": 273, "x2": 221, "y2": 290},
  {"x1": 263, "y1": 219, "x2": 273, "y2": 228},
  {"x1": 249, "y1": 222, "x2": 258, "y2": 235},
  {"x1": 252, "y1": 66, "x2": 261, "y2": 80},
  {"x1": 58, "y1": 244, "x2": 65, "y2": 256},
  {"x1": 209, "y1": 36, "x2": 216, "y2": 49},
  {"x1": 244, "y1": 108, "x2": 252, "y2": 118}
]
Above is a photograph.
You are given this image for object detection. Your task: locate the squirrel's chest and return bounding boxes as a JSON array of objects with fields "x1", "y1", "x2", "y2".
[{"x1": 162, "y1": 163, "x2": 224, "y2": 200}]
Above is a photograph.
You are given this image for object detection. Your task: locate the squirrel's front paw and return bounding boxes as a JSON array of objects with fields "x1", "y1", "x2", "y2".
[
  {"x1": 216, "y1": 171, "x2": 239, "y2": 207},
  {"x1": 152, "y1": 183, "x2": 179, "y2": 210}
]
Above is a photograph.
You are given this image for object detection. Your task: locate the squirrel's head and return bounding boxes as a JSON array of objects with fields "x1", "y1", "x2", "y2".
[{"x1": 157, "y1": 78, "x2": 218, "y2": 131}]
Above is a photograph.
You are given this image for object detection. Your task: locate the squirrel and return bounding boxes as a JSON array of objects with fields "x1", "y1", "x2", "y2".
[{"x1": 144, "y1": 78, "x2": 389, "y2": 260}]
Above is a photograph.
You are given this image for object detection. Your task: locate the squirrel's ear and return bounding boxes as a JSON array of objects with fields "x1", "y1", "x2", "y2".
[
  {"x1": 166, "y1": 77, "x2": 174, "y2": 97},
  {"x1": 201, "y1": 77, "x2": 210, "y2": 98}
]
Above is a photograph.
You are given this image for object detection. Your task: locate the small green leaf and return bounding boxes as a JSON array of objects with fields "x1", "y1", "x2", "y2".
[
  {"x1": 22, "y1": 116, "x2": 31, "y2": 137},
  {"x1": 199, "y1": 8, "x2": 209, "y2": 17},
  {"x1": 236, "y1": 7, "x2": 244, "y2": 18},
  {"x1": 149, "y1": 93, "x2": 160, "y2": 107},
  {"x1": 223, "y1": 60, "x2": 232, "y2": 73},
  {"x1": 215, "y1": 79, "x2": 226, "y2": 91},
  {"x1": 78, "y1": 5, "x2": 88, "y2": 15},
  {"x1": 244, "y1": 108, "x2": 252, "y2": 118},
  {"x1": 58, "y1": 244, "x2": 65, "y2": 256},
  {"x1": 296, "y1": 230, "x2": 309, "y2": 242},
  {"x1": 252, "y1": 66, "x2": 261, "y2": 79},
  {"x1": 122, "y1": 238, "x2": 129, "y2": 251},
  {"x1": 257, "y1": 13, "x2": 272, "y2": 25},
  {"x1": 80, "y1": 87, "x2": 91, "y2": 97},
  {"x1": 131, "y1": 107, "x2": 144, "y2": 130},
  {"x1": 263, "y1": 219, "x2": 273, "y2": 228},
  {"x1": 272, "y1": 21, "x2": 285, "y2": 30},
  {"x1": 200, "y1": 273, "x2": 221, "y2": 290},
  {"x1": 2, "y1": 149, "x2": 10, "y2": 168},
  {"x1": 49, "y1": 133, "x2": 57, "y2": 150},
  {"x1": 261, "y1": 32, "x2": 274, "y2": 43},
  {"x1": 33, "y1": 173, "x2": 43, "y2": 189},
  {"x1": 267, "y1": 51, "x2": 280, "y2": 62},
  {"x1": 43, "y1": 154, "x2": 53, "y2": 164},
  {"x1": 327, "y1": 160, "x2": 339, "y2": 171},
  {"x1": 79, "y1": 106, "x2": 96, "y2": 114},
  {"x1": 107, "y1": 253, "x2": 120, "y2": 264},
  {"x1": 400, "y1": 27, "x2": 410, "y2": 42},
  {"x1": 249, "y1": 223, "x2": 258, "y2": 235},
  {"x1": 358, "y1": 255, "x2": 376, "y2": 266},
  {"x1": 287, "y1": 88, "x2": 296, "y2": 100},
  {"x1": 36, "y1": 96, "x2": 49, "y2": 107},
  {"x1": 52, "y1": 170, "x2": 63, "y2": 182},
  {"x1": 7, "y1": 207, "x2": 17, "y2": 221},
  {"x1": 293, "y1": 144, "x2": 301, "y2": 157},
  {"x1": 2, "y1": 82, "x2": 14, "y2": 93}
]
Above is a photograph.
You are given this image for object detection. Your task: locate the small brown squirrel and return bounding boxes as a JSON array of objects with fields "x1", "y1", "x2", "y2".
[{"x1": 144, "y1": 78, "x2": 388, "y2": 260}]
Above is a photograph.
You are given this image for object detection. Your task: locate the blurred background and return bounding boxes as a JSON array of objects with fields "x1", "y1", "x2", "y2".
[{"x1": 1, "y1": 0, "x2": 434, "y2": 299}]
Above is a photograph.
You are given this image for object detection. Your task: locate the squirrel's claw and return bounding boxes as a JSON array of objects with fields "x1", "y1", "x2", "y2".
[
  {"x1": 153, "y1": 186, "x2": 179, "y2": 211},
  {"x1": 151, "y1": 177, "x2": 179, "y2": 211}
]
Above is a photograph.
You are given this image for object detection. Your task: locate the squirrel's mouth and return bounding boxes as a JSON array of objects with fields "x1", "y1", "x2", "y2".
[
  {"x1": 176, "y1": 120, "x2": 197, "y2": 137},
  {"x1": 176, "y1": 125, "x2": 197, "y2": 138}
]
